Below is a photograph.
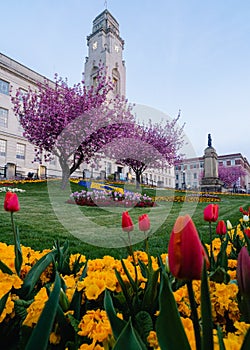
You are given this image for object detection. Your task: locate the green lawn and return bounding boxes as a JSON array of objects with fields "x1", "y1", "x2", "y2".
[{"x1": 0, "y1": 181, "x2": 249, "y2": 260}]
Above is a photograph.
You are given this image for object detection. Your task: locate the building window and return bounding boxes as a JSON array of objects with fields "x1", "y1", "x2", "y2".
[
  {"x1": 106, "y1": 162, "x2": 112, "y2": 175},
  {"x1": 16, "y1": 143, "x2": 25, "y2": 160},
  {"x1": 176, "y1": 174, "x2": 179, "y2": 180},
  {"x1": 227, "y1": 160, "x2": 231, "y2": 166},
  {"x1": 0, "y1": 139, "x2": 6, "y2": 156},
  {"x1": 0, "y1": 79, "x2": 9, "y2": 95},
  {"x1": 194, "y1": 173, "x2": 197, "y2": 179},
  {"x1": 18, "y1": 88, "x2": 28, "y2": 101},
  {"x1": 49, "y1": 157, "x2": 56, "y2": 166},
  {"x1": 235, "y1": 159, "x2": 241, "y2": 165},
  {"x1": 0, "y1": 108, "x2": 8, "y2": 127}
]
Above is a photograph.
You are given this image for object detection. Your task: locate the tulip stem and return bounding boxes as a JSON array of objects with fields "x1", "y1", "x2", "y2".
[
  {"x1": 11, "y1": 212, "x2": 22, "y2": 276},
  {"x1": 187, "y1": 280, "x2": 201, "y2": 350},
  {"x1": 127, "y1": 232, "x2": 138, "y2": 285},
  {"x1": 209, "y1": 222, "x2": 214, "y2": 270}
]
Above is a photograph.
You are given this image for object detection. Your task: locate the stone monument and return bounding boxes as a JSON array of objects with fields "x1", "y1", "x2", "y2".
[{"x1": 200, "y1": 134, "x2": 223, "y2": 192}]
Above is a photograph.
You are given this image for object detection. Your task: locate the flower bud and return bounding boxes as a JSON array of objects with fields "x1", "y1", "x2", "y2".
[
  {"x1": 237, "y1": 247, "x2": 250, "y2": 296},
  {"x1": 168, "y1": 215, "x2": 209, "y2": 280},
  {"x1": 226, "y1": 220, "x2": 233, "y2": 230},
  {"x1": 203, "y1": 204, "x2": 219, "y2": 222},
  {"x1": 122, "y1": 211, "x2": 134, "y2": 232},
  {"x1": 138, "y1": 214, "x2": 150, "y2": 232},
  {"x1": 216, "y1": 220, "x2": 227, "y2": 235},
  {"x1": 4, "y1": 192, "x2": 20, "y2": 212},
  {"x1": 243, "y1": 215, "x2": 249, "y2": 222},
  {"x1": 244, "y1": 228, "x2": 250, "y2": 238}
]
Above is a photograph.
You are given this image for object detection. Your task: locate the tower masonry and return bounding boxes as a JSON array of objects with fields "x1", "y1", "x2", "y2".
[{"x1": 84, "y1": 10, "x2": 126, "y2": 97}]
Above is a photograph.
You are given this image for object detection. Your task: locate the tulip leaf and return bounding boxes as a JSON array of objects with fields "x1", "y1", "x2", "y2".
[
  {"x1": 55, "y1": 304, "x2": 74, "y2": 347},
  {"x1": 25, "y1": 271, "x2": 61, "y2": 350},
  {"x1": 135, "y1": 310, "x2": 153, "y2": 344},
  {"x1": 138, "y1": 259, "x2": 148, "y2": 279},
  {"x1": 216, "y1": 325, "x2": 226, "y2": 350},
  {"x1": 14, "y1": 226, "x2": 23, "y2": 277},
  {"x1": 201, "y1": 262, "x2": 214, "y2": 350},
  {"x1": 240, "y1": 327, "x2": 250, "y2": 350},
  {"x1": 156, "y1": 271, "x2": 191, "y2": 350},
  {"x1": 121, "y1": 259, "x2": 138, "y2": 293},
  {"x1": 69, "y1": 262, "x2": 87, "y2": 320},
  {"x1": 18, "y1": 250, "x2": 56, "y2": 299},
  {"x1": 113, "y1": 318, "x2": 147, "y2": 350},
  {"x1": 209, "y1": 267, "x2": 230, "y2": 284},
  {"x1": 141, "y1": 268, "x2": 160, "y2": 314},
  {"x1": 0, "y1": 260, "x2": 13, "y2": 275},
  {"x1": 0, "y1": 291, "x2": 9, "y2": 317},
  {"x1": 53, "y1": 239, "x2": 69, "y2": 273},
  {"x1": 114, "y1": 268, "x2": 134, "y2": 316},
  {"x1": 216, "y1": 236, "x2": 229, "y2": 270},
  {"x1": 104, "y1": 289, "x2": 127, "y2": 339}
]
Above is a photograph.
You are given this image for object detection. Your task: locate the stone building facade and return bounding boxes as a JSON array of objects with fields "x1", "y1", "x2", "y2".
[
  {"x1": 175, "y1": 152, "x2": 250, "y2": 192},
  {"x1": 0, "y1": 9, "x2": 175, "y2": 187}
]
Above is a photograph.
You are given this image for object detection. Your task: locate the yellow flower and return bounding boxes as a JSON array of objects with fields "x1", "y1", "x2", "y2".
[
  {"x1": 23, "y1": 287, "x2": 48, "y2": 327},
  {"x1": 147, "y1": 330, "x2": 160, "y2": 349},
  {"x1": 78, "y1": 309, "x2": 112, "y2": 346},
  {"x1": 181, "y1": 317, "x2": 196, "y2": 350},
  {"x1": 69, "y1": 253, "x2": 86, "y2": 271},
  {"x1": 49, "y1": 332, "x2": 61, "y2": 345}
]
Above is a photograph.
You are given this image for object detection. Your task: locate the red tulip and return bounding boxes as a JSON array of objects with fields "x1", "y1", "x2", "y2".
[
  {"x1": 203, "y1": 204, "x2": 219, "y2": 222},
  {"x1": 168, "y1": 215, "x2": 209, "y2": 280},
  {"x1": 216, "y1": 220, "x2": 227, "y2": 235},
  {"x1": 237, "y1": 247, "x2": 250, "y2": 296},
  {"x1": 4, "y1": 192, "x2": 20, "y2": 212},
  {"x1": 244, "y1": 228, "x2": 250, "y2": 239},
  {"x1": 122, "y1": 211, "x2": 134, "y2": 232},
  {"x1": 138, "y1": 214, "x2": 150, "y2": 232}
]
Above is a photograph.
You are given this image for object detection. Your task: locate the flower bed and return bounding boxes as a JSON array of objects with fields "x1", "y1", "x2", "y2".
[
  {"x1": 1, "y1": 193, "x2": 250, "y2": 349},
  {"x1": 67, "y1": 189, "x2": 155, "y2": 208},
  {"x1": 156, "y1": 193, "x2": 221, "y2": 203}
]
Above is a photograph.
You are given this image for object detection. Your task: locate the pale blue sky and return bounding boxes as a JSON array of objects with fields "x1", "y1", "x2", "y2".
[{"x1": 1, "y1": 0, "x2": 250, "y2": 160}]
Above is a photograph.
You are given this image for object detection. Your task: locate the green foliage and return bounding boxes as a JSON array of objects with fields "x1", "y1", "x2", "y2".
[
  {"x1": 0, "y1": 260, "x2": 13, "y2": 275},
  {"x1": 201, "y1": 263, "x2": 214, "y2": 350},
  {"x1": 18, "y1": 250, "x2": 56, "y2": 300},
  {"x1": 113, "y1": 318, "x2": 147, "y2": 350},
  {"x1": 156, "y1": 271, "x2": 191, "y2": 350},
  {"x1": 104, "y1": 289, "x2": 127, "y2": 339},
  {"x1": 0, "y1": 291, "x2": 9, "y2": 319},
  {"x1": 25, "y1": 271, "x2": 61, "y2": 350}
]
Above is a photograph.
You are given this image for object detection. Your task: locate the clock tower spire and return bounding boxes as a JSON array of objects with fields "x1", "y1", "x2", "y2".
[{"x1": 84, "y1": 9, "x2": 126, "y2": 97}]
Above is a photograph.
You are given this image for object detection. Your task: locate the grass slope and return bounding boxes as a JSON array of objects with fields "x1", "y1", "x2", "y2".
[{"x1": 0, "y1": 181, "x2": 249, "y2": 259}]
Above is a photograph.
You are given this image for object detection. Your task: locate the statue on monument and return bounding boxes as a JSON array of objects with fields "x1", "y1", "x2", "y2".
[
  {"x1": 208, "y1": 133, "x2": 212, "y2": 147},
  {"x1": 201, "y1": 133, "x2": 222, "y2": 192}
]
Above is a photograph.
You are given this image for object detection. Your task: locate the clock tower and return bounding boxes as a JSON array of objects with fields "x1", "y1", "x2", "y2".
[{"x1": 84, "y1": 10, "x2": 126, "y2": 97}]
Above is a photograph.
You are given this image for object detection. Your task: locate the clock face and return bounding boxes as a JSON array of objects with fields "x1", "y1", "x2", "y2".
[{"x1": 92, "y1": 41, "x2": 98, "y2": 50}]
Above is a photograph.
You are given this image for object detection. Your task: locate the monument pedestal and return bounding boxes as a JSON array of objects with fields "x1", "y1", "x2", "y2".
[
  {"x1": 200, "y1": 177, "x2": 223, "y2": 192},
  {"x1": 200, "y1": 135, "x2": 222, "y2": 193}
]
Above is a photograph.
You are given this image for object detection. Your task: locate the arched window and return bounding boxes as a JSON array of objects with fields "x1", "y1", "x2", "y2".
[
  {"x1": 112, "y1": 68, "x2": 120, "y2": 94},
  {"x1": 91, "y1": 66, "x2": 99, "y2": 87}
]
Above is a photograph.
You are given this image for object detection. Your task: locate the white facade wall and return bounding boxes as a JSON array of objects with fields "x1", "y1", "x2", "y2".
[{"x1": 0, "y1": 9, "x2": 175, "y2": 188}]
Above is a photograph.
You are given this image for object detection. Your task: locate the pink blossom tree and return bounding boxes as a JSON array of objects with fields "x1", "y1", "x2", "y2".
[
  {"x1": 102, "y1": 113, "x2": 185, "y2": 186},
  {"x1": 11, "y1": 70, "x2": 134, "y2": 187},
  {"x1": 218, "y1": 165, "x2": 246, "y2": 188}
]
